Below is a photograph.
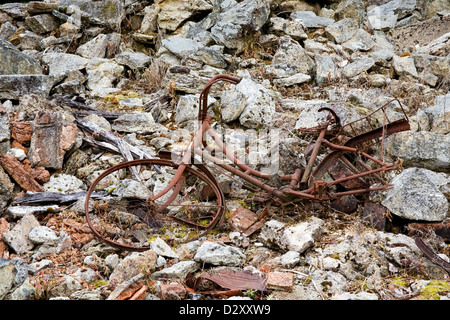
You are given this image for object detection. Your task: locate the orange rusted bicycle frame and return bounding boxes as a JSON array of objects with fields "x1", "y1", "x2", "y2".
[{"x1": 85, "y1": 74, "x2": 411, "y2": 251}]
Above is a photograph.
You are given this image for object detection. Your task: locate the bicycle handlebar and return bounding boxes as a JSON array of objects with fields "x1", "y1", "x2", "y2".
[{"x1": 198, "y1": 74, "x2": 241, "y2": 121}]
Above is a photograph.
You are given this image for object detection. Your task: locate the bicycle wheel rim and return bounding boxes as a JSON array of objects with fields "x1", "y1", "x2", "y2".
[{"x1": 84, "y1": 158, "x2": 225, "y2": 251}]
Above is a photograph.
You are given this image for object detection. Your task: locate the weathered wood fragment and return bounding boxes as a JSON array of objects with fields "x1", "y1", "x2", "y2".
[{"x1": 0, "y1": 154, "x2": 44, "y2": 192}]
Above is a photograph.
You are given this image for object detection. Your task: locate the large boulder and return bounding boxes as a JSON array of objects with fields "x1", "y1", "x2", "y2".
[
  {"x1": 210, "y1": 0, "x2": 270, "y2": 49},
  {"x1": 387, "y1": 131, "x2": 450, "y2": 172},
  {"x1": 157, "y1": 0, "x2": 213, "y2": 31},
  {"x1": 382, "y1": 168, "x2": 449, "y2": 221},
  {"x1": 0, "y1": 40, "x2": 42, "y2": 75},
  {"x1": 57, "y1": 0, "x2": 125, "y2": 31}
]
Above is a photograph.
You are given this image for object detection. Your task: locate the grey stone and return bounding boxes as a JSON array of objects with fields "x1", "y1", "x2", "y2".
[
  {"x1": 150, "y1": 237, "x2": 178, "y2": 259},
  {"x1": 17, "y1": 31, "x2": 43, "y2": 51},
  {"x1": 28, "y1": 226, "x2": 59, "y2": 245},
  {"x1": 6, "y1": 278, "x2": 35, "y2": 300},
  {"x1": 0, "y1": 166, "x2": 14, "y2": 209},
  {"x1": 272, "y1": 36, "x2": 315, "y2": 77},
  {"x1": 2, "y1": 214, "x2": 40, "y2": 255},
  {"x1": 151, "y1": 260, "x2": 200, "y2": 279},
  {"x1": 157, "y1": 0, "x2": 213, "y2": 31},
  {"x1": 314, "y1": 54, "x2": 338, "y2": 84},
  {"x1": 220, "y1": 89, "x2": 247, "y2": 123},
  {"x1": 280, "y1": 251, "x2": 301, "y2": 267},
  {"x1": 7, "y1": 147, "x2": 26, "y2": 161},
  {"x1": 235, "y1": 78, "x2": 277, "y2": 129},
  {"x1": 27, "y1": 259, "x2": 53, "y2": 274},
  {"x1": 194, "y1": 241, "x2": 246, "y2": 266},
  {"x1": 273, "y1": 73, "x2": 311, "y2": 87},
  {"x1": 334, "y1": 0, "x2": 366, "y2": 25},
  {"x1": 50, "y1": 275, "x2": 81, "y2": 298},
  {"x1": 392, "y1": 55, "x2": 418, "y2": 77},
  {"x1": 110, "y1": 179, "x2": 151, "y2": 199},
  {"x1": 85, "y1": 58, "x2": 124, "y2": 93},
  {"x1": 43, "y1": 174, "x2": 86, "y2": 193},
  {"x1": 342, "y1": 29, "x2": 376, "y2": 52},
  {"x1": 115, "y1": 51, "x2": 152, "y2": 70},
  {"x1": 70, "y1": 288, "x2": 104, "y2": 300},
  {"x1": 424, "y1": 93, "x2": 450, "y2": 134},
  {"x1": 367, "y1": 0, "x2": 416, "y2": 31},
  {"x1": 162, "y1": 37, "x2": 227, "y2": 68},
  {"x1": 304, "y1": 39, "x2": 332, "y2": 53},
  {"x1": 0, "y1": 21, "x2": 17, "y2": 41},
  {"x1": 109, "y1": 250, "x2": 157, "y2": 284},
  {"x1": 0, "y1": 259, "x2": 16, "y2": 300},
  {"x1": 382, "y1": 168, "x2": 449, "y2": 221},
  {"x1": 76, "y1": 33, "x2": 121, "y2": 59},
  {"x1": 57, "y1": 0, "x2": 125, "y2": 31},
  {"x1": 112, "y1": 112, "x2": 165, "y2": 133},
  {"x1": 290, "y1": 11, "x2": 334, "y2": 28},
  {"x1": 41, "y1": 52, "x2": 89, "y2": 77},
  {"x1": 386, "y1": 131, "x2": 450, "y2": 172},
  {"x1": 259, "y1": 218, "x2": 323, "y2": 253},
  {"x1": 325, "y1": 18, "x2": 359, "y2": 44},
  {"x1": 0, "y1": 40, "x2": 42, "y2": 75},
  {"x1": 343, "y1": 58, "x2": 375, "y2": 78},
  {"x1": 210, "y1": 0, "x2": 270, "y2": 49},
  {"x1": 269, "y1": 17, "x2": 307, "y2": 40},
  {"x1": 25, "y1": 14, "x2": 60, "y2": 35},
  {"x1": 0, "y1": 75, "x2": 53, "y2": 99},
  {"x1": 140, "y1": 4, "x2": 160, "y2": 33},
  {"x1": 370, "y1": 49, "x2": 395, "y2": 65},
  {"x1": 332, "y1": 292, "x2": 379, "y2": 300}
]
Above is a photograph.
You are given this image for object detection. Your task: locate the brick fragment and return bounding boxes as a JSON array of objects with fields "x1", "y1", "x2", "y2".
[{"x1": 266, "y1": 272, "x2": 294, "y2": 292}]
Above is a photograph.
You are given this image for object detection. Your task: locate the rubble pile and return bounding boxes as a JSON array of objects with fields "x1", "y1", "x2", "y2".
[{"x1": 0, "y1": 0, "x2": 449, "y2": 300}]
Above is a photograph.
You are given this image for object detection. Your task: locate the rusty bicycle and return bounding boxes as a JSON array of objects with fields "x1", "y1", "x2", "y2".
[{"x1": 84, "y1": 74, "x2": 410, "y2": 251}]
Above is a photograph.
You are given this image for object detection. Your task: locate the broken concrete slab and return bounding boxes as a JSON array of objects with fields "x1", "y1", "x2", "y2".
[{"x1": 2, "y1": 213, "x2": 40, "y2": 255}]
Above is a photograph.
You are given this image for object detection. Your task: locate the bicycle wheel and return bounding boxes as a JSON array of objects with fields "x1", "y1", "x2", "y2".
[{"x1": 84, "y1": 158, "x2": 225, "y2": 251}]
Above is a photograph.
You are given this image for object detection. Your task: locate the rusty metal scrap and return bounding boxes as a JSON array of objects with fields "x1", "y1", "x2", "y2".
[
  {"x1": 414, "y1": 237, "x2": 450, "y2": 275},
  {"x1": 185, "y1": 269, "x2": 268, "y2": 294}
]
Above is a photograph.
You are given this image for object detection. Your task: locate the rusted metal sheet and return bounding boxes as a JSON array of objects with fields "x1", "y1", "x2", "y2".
[{"x1": 185, "y1": 269, "x2": 268, "y2": 294}]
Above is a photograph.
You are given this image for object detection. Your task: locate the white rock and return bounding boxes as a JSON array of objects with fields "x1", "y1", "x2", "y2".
[
  {"x1": 228, "y1": 78, "x2": 277, "y2": 129},
  {"x1": 325, "y1": 18, "x2": 359, "y2": 44},
  {"x1": 86, "y1": 58, "x2": 124, "y2": 93},
  {"x1": 6, "y1": 147, "x2": 26, "y2": 161},
  {"x1": 291, "y1": 11, "x2": 334, "y2": 28},
  {"x1": 382, "y1": 167, "x2": 449, "y2": 221},
  {"x1": 43, "y1": 174, "x2": 86, "y2": 193},
  {"x1": 392, "y1": 55, "x2": 418, "y2": 77},
  {"x1": 194, "y1": 241, "x2": 246, "y2": 266},
  {"x1": 273, "y1": 73, "x2": 311, "y2": 87},
  {"x1": 28, "y1": 226, "x2": 59, "y2": 245},
  {"x1": 150, "y1": 237, "x2": 178, "y2": 259},
  {"x1": 151, "y1": 260, "x2": 200, "y2": 279}
]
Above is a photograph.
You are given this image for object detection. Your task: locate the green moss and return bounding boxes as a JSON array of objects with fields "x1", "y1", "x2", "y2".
[
  {"x1": 232, "y1": 200, "x2": 250, "y2": 210},
  {"x1": 419, "y1": 281, "x2": 450, "y2": 300},
  {"x1": 390, "y1": 277, "x2": 408, "y2": 287},
  {"x1": 101, "y1": 1, "x2": 118, "y2": 20},
  {"x1": 91, "y1": 280, "x2": 109, "y2": 287}
]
